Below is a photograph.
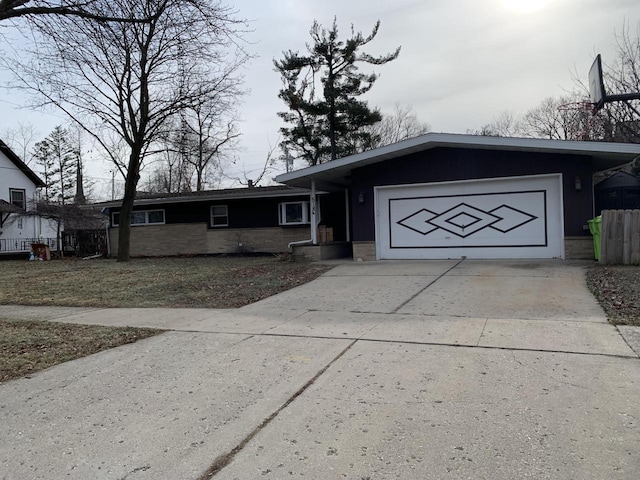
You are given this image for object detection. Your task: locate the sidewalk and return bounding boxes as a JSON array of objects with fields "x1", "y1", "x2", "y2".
[{"x1": 1, "y1": 259, "x2": 639, "y2": 479}]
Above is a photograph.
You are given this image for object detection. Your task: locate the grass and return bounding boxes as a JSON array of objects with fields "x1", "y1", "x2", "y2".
[
  {"x1": 0, "y1": 256, "x2": 332, "y2": 382},
  {"x1": 0, "y1": 318, "x2": 161, "y2": 383},
  {"x1": 0, "y1": 256, "x2": 333, "y2": 308}
]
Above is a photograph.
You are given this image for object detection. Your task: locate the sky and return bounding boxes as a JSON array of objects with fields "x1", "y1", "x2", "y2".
[{"x1": 1, "y1": 0, "x2": 639, "y2": 199}]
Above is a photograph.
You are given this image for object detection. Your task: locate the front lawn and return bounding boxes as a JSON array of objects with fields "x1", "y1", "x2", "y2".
[
  {"x1": 0, "y1": 318, "x2": 161, "y2": 383},
  {"x1": 0, "y1": 256, "x2": 332, "y2": 308}
]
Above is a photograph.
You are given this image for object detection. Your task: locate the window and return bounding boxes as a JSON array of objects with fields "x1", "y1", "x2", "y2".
[
  {"x1": 210, "y1": 205, "x2": 228, "y2": 227},
  {"x1": 112, "y1": 209, "x2": 165, "y2": 226},
  {"x1": 9, "y1": 189, "x2": 26, "y2": 210},
  {"x1": 279, "y1": 201, "x2": 310, "y2": 225}
]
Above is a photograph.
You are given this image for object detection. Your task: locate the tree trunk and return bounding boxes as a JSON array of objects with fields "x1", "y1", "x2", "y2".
[{"x1": 116, "y1": 148, "x2": 142, "y2": 262}]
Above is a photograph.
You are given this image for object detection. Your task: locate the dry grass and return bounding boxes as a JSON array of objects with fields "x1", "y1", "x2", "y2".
[
  {"x1": 0, "y1": 256, "x2": 333, "y2": 308},
  {"x1": 0, "y1": 318, "x2": 161, "y2": 383},
  {"x1": 0, "y1": 256, "x2": 332, "y2": 382}
]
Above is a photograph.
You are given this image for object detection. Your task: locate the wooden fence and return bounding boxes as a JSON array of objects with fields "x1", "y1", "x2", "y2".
[{"x1": 601, "y1": 209, "x2": 640, "y2": 265}]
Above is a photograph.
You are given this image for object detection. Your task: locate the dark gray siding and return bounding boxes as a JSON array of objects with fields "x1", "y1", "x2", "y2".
[{"x1": 350, "y1": 147, "x2": 594, "y2": 241}]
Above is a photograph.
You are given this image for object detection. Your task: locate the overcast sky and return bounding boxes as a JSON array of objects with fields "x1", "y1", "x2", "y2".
[{"x1": 1, "y1": 0, "x2": 639, "y2": 197}]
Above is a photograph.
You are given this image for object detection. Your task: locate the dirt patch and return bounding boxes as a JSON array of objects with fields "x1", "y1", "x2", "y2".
[{"x1": 586, "y1": 265, "x2": 640, "y2": 326}]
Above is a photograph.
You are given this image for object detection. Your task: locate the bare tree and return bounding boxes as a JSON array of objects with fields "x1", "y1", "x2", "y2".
[
  {"x1": 600, "y1": 21, "x2": 640, "y2": 143},
  {"x1": 144, "y1": 127, "x2": 195, "y2": 194},
  {"x1": 6, "y1": 0, "x2": 248, "y2": 261},
  {"x1": 367, "y1": 103, "x2": 430, "y2": 147},
  {"x1": 1, "y1": 121, "x2": 39, "y2": 166},
  {"x1": 0, "y1": 0, "x2": 156, "y2": 22},
  {"x1": 519, "y1": 94, "x2": 600, "y2": 140}
]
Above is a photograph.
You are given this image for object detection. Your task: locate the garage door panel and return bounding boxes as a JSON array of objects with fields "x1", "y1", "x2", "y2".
[
  {"x1": 389, "y1": 191, "x2": 547, "y2": 248},
  {"x1": 376, "y1": 175, "x2": 563, "y2": 259}
]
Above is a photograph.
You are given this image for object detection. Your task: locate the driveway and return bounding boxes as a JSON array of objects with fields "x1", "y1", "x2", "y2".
[{"x1": 0, "y1": 259, "x2": 639, "y2": 479}]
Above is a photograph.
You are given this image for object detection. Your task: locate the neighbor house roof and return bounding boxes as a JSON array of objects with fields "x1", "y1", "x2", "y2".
[
  {"x1": 0, "y1": 198, "x2": 25, "y2": 214},
  {"x1": 94, "y1": 185, "x2": 314, "y2": 208},
  {"x1": 276, "y1": 133, "x2": 640, "y2": 191},
  {"x1": 0, "y1": 140, "x2": 45, "y2": 187}
]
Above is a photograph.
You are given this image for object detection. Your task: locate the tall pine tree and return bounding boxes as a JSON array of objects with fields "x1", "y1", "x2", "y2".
[
  {"x1": 33, "y1": 126, "x2": 78, "y2": 205},
  {"x1": 274, "y1": 18, "x2": 400, "y2": 165}
]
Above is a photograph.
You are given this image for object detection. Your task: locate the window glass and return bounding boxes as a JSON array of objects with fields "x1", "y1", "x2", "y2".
[
  {"x1": 10, "y1": 189, "x2": 26, "y2": 209},
  {"x1": 211, "y1": 205, "x2": 228, "y2": 226},
  {"x1": 131, "y1": 212, "x2": 146, "y2": 224},
  {"x1": 285, "y1": 203, "x2": 303, "y2": 223},
  {"x1": 112, "y1": 212, "x2": 120, "y2": 226},
  {"x1": 147, "y1": 210, "x2": 164, "y2": 224}
]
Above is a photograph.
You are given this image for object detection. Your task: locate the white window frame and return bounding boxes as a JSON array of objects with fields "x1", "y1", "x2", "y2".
[
  {"x1": 210, "y1": 205, "x2": 229, "y2": 227},
  {"x1": 278, "y1": 201, "x2": 310, "y2": 226},
  {"x1": 112, "y1": 209, "x2": 165, "y2": 227},
  {"x1": 9, "y1": 188, "x2": 26, "y2": 210}
]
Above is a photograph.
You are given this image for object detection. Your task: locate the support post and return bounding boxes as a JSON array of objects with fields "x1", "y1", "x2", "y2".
[
  {"x1": 345, "y1": 188, "x2": 351, "y2": 242},
  {"x1": 310, "y1": 180, "x2": 317, "y2": 245}
]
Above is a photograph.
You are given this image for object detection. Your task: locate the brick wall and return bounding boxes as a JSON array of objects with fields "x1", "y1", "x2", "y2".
[
  {"x1": 206, "y1": 227, "x2": 310, "y2": 254},
  {"x1": 291, "y1": 242, "x2": 352, "y2": 261},
  {"x1": 352, "y1": 241, "x2": 376, "y2": 261},
  {"x1": 564, "y1": 237, "x2": 595, "y2": 260},
  {"x1": 109, "y1": 223, "x2": 207, "y2": 257},
  {"x1": 109, "y1": 224, "x2": 311, "y2": 257}
]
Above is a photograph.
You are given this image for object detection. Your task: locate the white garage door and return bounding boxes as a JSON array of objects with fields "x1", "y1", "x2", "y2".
[{"x1": 376, "y1": 174, "x2": 564, "y2": 259}]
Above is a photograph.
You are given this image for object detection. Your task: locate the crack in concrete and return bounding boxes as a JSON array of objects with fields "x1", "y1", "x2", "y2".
[
  {"x1": 390, "y1": 258, "x2": 465, "y2": 314},
  {"x1": 197, "y1": 338, "x2": 358, "y2": 479},
  {"x1": 477, "y1": 318, "x2": 489, "y2": 347}
]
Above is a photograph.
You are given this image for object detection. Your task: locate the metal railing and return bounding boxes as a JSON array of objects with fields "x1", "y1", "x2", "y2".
[{"x1": 0, "y1": 237, "x2": 58, "y2": 253}]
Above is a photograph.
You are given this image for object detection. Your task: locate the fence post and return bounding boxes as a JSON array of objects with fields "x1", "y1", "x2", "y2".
[
  {"x1": 623, "y1": 210, "x2": 632, "y2": 265},
  {"x1": 632, "y1": 210, "x2": 640, "y2": 266}
]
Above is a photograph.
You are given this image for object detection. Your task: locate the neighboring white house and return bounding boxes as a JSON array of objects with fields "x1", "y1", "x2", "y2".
[{"x1": 0, "y1": 140, "x2": 57, "y2": 254}]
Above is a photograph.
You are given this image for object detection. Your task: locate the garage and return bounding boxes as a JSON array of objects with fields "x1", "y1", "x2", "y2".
[
  {"x1": 376, "y1": 174, "x2": 564, "y2": 259},
  {"x1": 276, "y1": 133, "x2": 640, "y2": 261}
]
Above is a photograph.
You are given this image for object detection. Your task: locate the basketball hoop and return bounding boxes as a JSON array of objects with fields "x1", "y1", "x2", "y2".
[
  {"x1": 556, "y1": 101, "x2": 600, "y2": 141},
  {"x1": 557, "y1": 101, "x2": 598, "y2": 115}
]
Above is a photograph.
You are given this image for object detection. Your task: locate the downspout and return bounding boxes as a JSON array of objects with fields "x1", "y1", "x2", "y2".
[
  {"x1": 288, "y1": 179, "x2": 320, "y2": 252},
  {"x1": 106, "y1": 224, "x2": 111, "y2": 257},
  {"x1": 103, "y1": 209, "x2": 111, "y2": 257},
  {"x1": 288, "y1": 238, "x2": 312, "y2": 252}
]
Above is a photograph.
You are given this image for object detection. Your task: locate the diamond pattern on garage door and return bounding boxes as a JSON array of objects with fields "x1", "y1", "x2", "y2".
[
  {"x1": 397, "y1": 203, "x2": 537, "y2": 238},
  {"x1": 388, "y1": 190, "x2": 548, "y2": 249}
]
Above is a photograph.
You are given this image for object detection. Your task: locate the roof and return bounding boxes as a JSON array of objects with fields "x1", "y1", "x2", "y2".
[
  {"x1": 0, "y1": 140, "x2": 45, "y2": 187},
  {"x1": 276, "y1": 133, "x2": 640, "y2": 191},
  {"x1": 93, "y1": 185, "x2": 314, "y2": 208},
  {"x1": 595, "y1": 171, "x2": 640, "y2": 188},
  {"x1": 0, "y1": 199, "x2": 25, "y2": 214}
]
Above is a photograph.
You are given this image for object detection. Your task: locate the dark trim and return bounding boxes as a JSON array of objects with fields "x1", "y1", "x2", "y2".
[{"x1": 9, "y1": 188, "x2": 27, "y2": 210}]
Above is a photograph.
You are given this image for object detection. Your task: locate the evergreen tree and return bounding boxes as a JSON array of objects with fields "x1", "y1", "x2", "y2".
[
  {"x1": 32, "y1": 126, "x2": 78, "y2": 205},
  {"x1": 274, "y1": 18, "x2": 400, "y2": 165}
]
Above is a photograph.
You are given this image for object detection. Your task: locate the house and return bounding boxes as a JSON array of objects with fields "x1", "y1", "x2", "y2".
[
  {"x1": 275, "y1": 133, "x2": 640, "y2": 261},
  {"x1": 0, "y1": 140, "x2": 57, "y2": 255},
  {"x1": 99, "y1": 185, "x2": 349, "y2": 258}
]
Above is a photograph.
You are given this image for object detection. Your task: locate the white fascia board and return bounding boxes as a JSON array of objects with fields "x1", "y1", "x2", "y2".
[{"x1": 275, "y1": 133, "x2": 640, "y2": 185}]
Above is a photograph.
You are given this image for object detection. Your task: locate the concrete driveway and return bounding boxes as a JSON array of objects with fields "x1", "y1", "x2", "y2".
[{"x1": 0, "y1": 259, "x2": 639, "y2": 479}]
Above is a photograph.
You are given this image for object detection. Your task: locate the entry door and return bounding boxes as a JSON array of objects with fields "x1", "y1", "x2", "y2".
[{"x1": 376, "y1": 174, "x2": 564, "y2": 259}]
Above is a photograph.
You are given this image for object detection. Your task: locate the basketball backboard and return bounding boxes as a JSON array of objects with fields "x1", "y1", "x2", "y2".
[{"x1": 589, "y1": 54, "x2": 606, "y2": 110}]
